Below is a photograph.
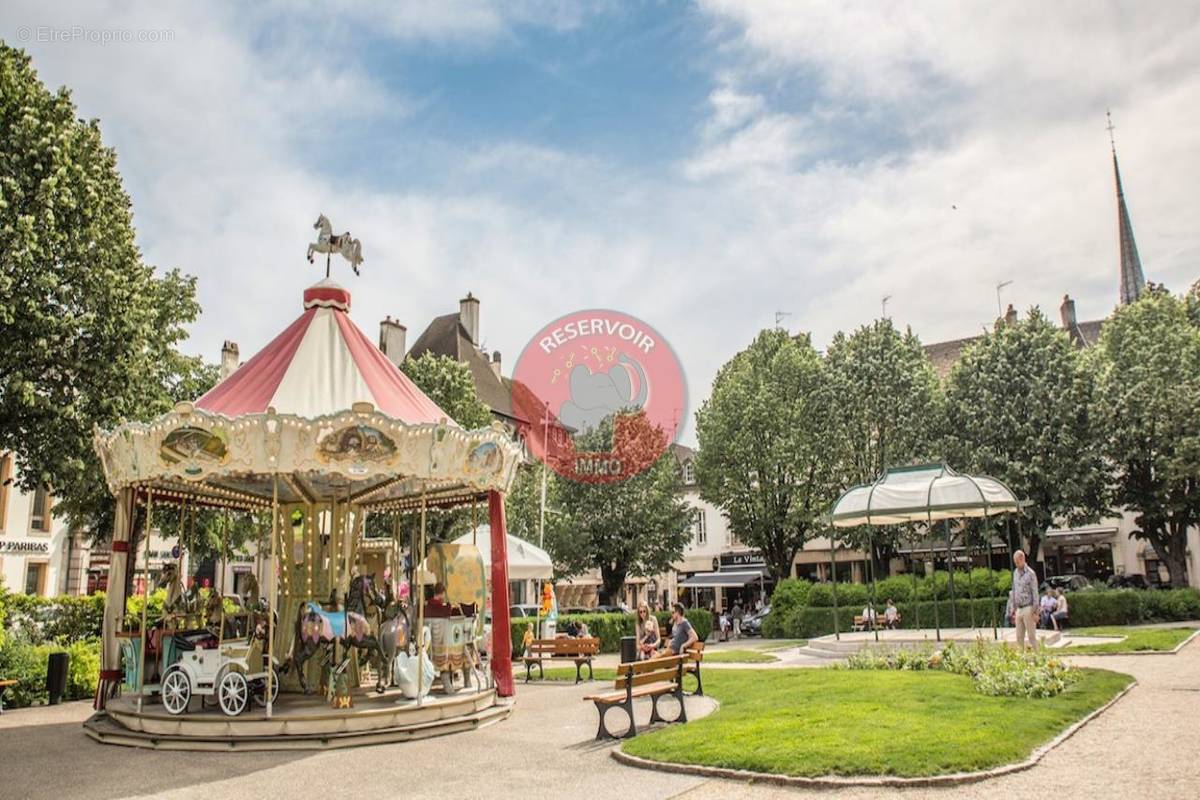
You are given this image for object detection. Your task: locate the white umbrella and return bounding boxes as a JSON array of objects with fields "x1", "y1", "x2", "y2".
[{"x1": 451, "y1": 525, "x2": 554, "y2": 580}]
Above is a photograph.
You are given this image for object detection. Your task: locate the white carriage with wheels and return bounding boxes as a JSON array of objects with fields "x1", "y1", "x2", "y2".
[{"x1": 160, "y1": 639, "x2": 281, "y2": 717}]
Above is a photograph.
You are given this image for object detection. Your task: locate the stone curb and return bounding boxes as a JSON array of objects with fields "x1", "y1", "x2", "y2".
[
  {"x1": 1060, "y1": 627, "x2": 1200, "y2": 657},
  {"x1": 611, "y1": 679, "x2": 1137, "y2": 789}
]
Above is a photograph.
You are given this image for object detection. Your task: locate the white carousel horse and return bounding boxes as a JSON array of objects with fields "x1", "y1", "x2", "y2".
[{"x1": 306, "y1": 213, "x2": 364, "y2": 275}]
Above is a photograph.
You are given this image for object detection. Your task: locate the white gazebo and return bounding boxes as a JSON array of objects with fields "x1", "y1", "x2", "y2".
[{"x1": 828, "y1": 463, "x2": 1023, "y2": 641}]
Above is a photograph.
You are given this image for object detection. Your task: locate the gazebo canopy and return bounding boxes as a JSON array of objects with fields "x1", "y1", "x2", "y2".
[
  {"x1": 451, "y1": 526, "x2": 554, "y2": 580},
  {"x1": 830, "y1": 463, "x2": 1020, "y2": 528}
]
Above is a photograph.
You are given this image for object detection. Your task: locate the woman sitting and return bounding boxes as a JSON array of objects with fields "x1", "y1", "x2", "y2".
[{"x1": 635, "y1": 603, "x2": 660, "y2": 661}]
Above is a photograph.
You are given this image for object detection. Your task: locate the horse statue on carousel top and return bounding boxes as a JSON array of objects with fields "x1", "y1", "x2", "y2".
[{"x1": 307, "y1": 213, "x2": 364, "y2": 276}]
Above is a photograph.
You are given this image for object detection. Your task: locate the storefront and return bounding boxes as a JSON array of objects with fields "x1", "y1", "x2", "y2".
[
  {"x1": 1043, "y1": 527, "x2": 1117, "y2": 581},
  {"x1": 677, "y1": 552, "x2": 771, "y2": 612}
]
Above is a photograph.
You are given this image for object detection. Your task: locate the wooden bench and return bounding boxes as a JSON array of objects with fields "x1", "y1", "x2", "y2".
[
  {"x1": 523, "y1": 637, "x2": 599, "y2": 683},
  {"x1": 682, "y1": 641, "x2": 705, "y2": 696},
  {"x1": 583, "y1": 655, "x2": 688, "y2": 739},
  {"x1": 0, "y1": 679, "x2": 16, "y2": 714}
]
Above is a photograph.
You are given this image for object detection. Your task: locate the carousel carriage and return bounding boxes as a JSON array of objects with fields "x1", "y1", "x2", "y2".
[{"x1": 88, "y1": 271, "x2": 525, "y2": 748}]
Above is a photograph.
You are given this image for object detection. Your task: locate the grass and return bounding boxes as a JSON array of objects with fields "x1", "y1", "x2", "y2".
[
  {"x1": 1064, "y1": 626, "x2": 1198, "y2": 654},
  {"x1": 621, "y1": 666, "x2": 1132, "y2": 778},
  {"x1": 703, "y1": 649, "x2": 779, "y2": 664}
]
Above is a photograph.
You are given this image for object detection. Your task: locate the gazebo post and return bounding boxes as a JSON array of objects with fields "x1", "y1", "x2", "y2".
[
  {"x1": 989, "y1": 517, "x2": 999, "y2": 641},
  {"x1": 945, "y1": 520, "x2": 957, "y2": 628},
  {"x1": 489, "y1": 490, "x2": 515, "y2": 697},
  {"x1": 967, "y1": 523, "x2": 977, "y2": 631},
  {"x1": 868, "y1": 525, "x2": 879, "y2": 642},
  {"x1": 928, "y1": 520, "x2": 941, "y2": 643},
  {"x1": 828, "y1": 529, "x2": 840, "y2": 641},
  {"x1": 908, "y1": 529, "x2": 920, "y2": 635}
]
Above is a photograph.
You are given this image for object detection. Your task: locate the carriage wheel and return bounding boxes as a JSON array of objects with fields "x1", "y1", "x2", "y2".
[
  {"x1": 161, "y1": 668, "x2": 191, "y2": 715},
  {"x1": 252, "y1": 667, "x2": 281, "y2": 707},
  {"x1": 218, "y1": 670, "x2": 249, "y2": 717}
]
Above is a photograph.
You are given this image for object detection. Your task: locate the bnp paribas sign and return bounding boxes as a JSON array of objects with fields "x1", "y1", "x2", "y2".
[{"x1": 0, "y1": 540, "x2": 51, "y2": 554}]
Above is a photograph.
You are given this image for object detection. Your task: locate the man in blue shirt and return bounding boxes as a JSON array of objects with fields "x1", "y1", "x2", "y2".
[
  {"x1": 1010, "y1": 550, "x2": 1041, "y2": 651},
  {"x1": 665, "y1": 602, "x2": 698, "y2": 655}
]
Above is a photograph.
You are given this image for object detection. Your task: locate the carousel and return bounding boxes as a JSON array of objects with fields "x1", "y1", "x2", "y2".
[{"x1": 85, "y1": 233, "x2": 525, "y2": 750}]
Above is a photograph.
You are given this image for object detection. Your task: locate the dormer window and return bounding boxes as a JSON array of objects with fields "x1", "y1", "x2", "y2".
[{"x1": 682, "y1": 460, "x2": 695, "y2": 485}]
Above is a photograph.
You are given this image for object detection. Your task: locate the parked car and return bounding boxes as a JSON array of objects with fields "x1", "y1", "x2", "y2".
[
  {"x1": 1107, "y1": 573, "x2": 1151, "y2": 590},
  {"x1": 509, "y1": 604, "x2": 542, "y2": 618},
  {"x1": 742, "y1": 605, "x2": 771, "y2": 636},
  {"x1": 1042, "y1": 575, "x2": 1090, "y2": 592}
]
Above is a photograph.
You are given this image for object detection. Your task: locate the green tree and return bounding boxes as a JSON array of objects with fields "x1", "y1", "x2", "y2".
[
  {"x1": 694, "y1": 329, "x2": 839, "y2": 582},
  {"x1": 0, "y1": 45, "x2": 216, "y2": 540},
  {"x1": 400, "y1": 352, "x2": 493, "y2": 429},
  {"x1": 943, "y1": 309, "x2": 1105, "y2": 574},
  {"x1": 1090, "y1": 287, "x2": 1200, "y2": 587},
  {"x1": 548, "y1": 415, "x2": 692, "y2": 603},
  {"x1": 824, "y1": 319, "x2": 942, "y2": 575}
]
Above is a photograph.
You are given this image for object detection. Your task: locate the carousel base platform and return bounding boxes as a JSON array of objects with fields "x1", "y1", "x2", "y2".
[
  {"x1": 84, "y1": 687, "x2": 509, "y2": 751},
  {"x1": 800, "y1": 627, "x2": 1062, "y2": 659}
]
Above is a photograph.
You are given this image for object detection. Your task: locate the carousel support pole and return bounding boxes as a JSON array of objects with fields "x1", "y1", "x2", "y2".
[
  {"x1": 267, "y1": 477, "x2": 279, "y2": 718},
  {"x1": 489, "y1": 490, "x2": 514, "y2": 697},
  {"x1": 97, "y1": 487, "x2": 135, "y2": 710},
  {"x1": 416, "y1": 491, "x2": 427, "y2": 705},
  {"x1": 945, "y1": 520, "x2": 957, "y2": 628},
  {"x1": 828, "y1": 529, "x2": 840, "y2": 642},
  {"x1": 218, "y1": 508, "x2": 230, "y2": 651},
  {"x1": 136, "y1": 489, "x2": 155, "y2": 714}
]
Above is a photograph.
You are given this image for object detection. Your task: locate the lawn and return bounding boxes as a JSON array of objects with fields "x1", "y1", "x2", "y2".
[
  {"x1": 621, "y1": 666, "x2": 1132, "y2": 778},
  {"x1": 1064, "y1": 626, "x2": 1197, "y2": 654},
  {"x1": 704, "y1": 649, "x2": 779, "y2": 664}
]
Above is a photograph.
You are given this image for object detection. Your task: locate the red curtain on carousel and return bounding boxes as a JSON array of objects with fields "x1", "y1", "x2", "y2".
[{"x1": 488, "y1": 490, "x2": 514, "y2": 696}]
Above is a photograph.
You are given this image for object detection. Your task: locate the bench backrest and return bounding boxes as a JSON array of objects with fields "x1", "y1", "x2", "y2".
[
  {"x1": 686, "y1": 641, "x2": 704, "y2": 662},
  {"x1": 614, "y1": 655, "x2": 684, "y2": 690},
  {"x1": 529, "y1": 637, "x2": 599, "y2": 656}
]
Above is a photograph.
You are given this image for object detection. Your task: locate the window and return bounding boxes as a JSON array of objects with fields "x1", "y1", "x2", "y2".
[
  {"x1": 30, "y1": 484, "x2": 52, "y2": 532},
  {"x1": 694, "y1": 508, "x2": 707, "y2": 545},
  {"x1": 0, "y1": 453, "x2": 11, "y2": 531},
  {"x1": 25, "y1": 562, "x2": 46, "y2": 595},
  {"x1": 682, "y1": 460, "x2": 695, "y2": 485}
]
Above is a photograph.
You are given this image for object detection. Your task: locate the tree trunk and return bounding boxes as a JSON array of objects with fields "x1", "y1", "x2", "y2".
[
  {"x1": 600, "y1": 563, "x2": 627, "y2": 606},
  {"x1": 1165, "y1": 521, "x2": 1191, "y2": 588}
]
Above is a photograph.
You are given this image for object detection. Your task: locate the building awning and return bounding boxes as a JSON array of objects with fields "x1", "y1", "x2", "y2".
[
  {"x1": 1045, "y1": 527, "x2": 1118, "y2": 546},
  {"x1": 678, "y1": 569, "x2": 768, "y2": 589}
]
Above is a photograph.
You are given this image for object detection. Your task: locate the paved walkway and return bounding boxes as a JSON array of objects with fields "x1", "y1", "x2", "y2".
[{"x1": 1, "y1": 635, "x2": 1197, "y2": 800}]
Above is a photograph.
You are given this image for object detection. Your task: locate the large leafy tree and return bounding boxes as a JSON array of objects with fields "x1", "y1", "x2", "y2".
[
  {"x1": 400, "y1": 352, "x2": 493, "y2": 429},
  {"x1": 1090, "y1": 287, "x2": 1200, "y2": 587},
  {"x1": 943, "y1": 308, "x2": 1105, "y2": 574},
  {"x1": 694, "y1": 329, "x2": 839, "y2": 582},
  {"x1": 0, "y1": 44, "x2": 215, "y2": 540},
  {"x1": 548, "y1": 415, "x2": 692, "y2": 602},
  {"x1": 825, "y1": 319, "x2": 941, "y2": 575}
]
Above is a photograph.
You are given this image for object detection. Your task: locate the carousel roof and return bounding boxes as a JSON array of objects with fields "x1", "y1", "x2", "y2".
[{"x1": 196, "y1": 280, "x2": 450, "y2": 423}]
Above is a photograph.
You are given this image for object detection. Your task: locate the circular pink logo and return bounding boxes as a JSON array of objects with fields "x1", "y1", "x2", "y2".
[{"x1": 512, "y1": 309, "x2": 686, "y2": 483}]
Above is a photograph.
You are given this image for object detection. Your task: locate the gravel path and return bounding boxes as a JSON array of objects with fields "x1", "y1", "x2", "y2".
[{"x1": 0, "y1": 637, "x2": 1194, "y2": 800}]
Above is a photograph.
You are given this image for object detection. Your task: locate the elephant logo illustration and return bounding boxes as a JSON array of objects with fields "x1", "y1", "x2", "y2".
[{"x1": 558, "y1": 353, "x2": 648, "y2": 434}]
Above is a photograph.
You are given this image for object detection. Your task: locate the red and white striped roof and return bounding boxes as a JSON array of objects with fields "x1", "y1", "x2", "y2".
[{"x1": 196, "y1": 280, "x2": 451, "y2": 423}]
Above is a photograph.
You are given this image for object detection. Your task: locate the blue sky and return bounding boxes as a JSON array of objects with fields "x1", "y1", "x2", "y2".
[{"x1": 5, "y1": 1, "x2": 1200, "y2": 444}]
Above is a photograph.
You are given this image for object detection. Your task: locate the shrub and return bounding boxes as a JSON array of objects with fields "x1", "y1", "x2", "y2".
[
  {"x1": 1068, "y1": 589, "x2": 1142, "y2": 626},
  {"x1": 1139, "y1": 588, "x2": 1200, "y2": 622},
  {"x1": 874, "y1": 575, "x2": 915, "y2": 604},
  {"x1": 0, "y1": 635, "x2": 101, "y2": 708},
  {"x1": 763, "y1": 579, "x2": 813, "y2": 637}
]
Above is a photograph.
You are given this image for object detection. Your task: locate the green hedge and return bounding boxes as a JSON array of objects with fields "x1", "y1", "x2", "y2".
[
  {"x1": 0, "y1": 637, "x2": 100, "y2": 709},
  {"x1": 0, "y1": 592, "x2": 106, "y2": 645},
  {"x1": 763, "y1": 588, "x2": 1200, "y2": 640},
  {"x1": 507, "y1": 608, "x2": 713, "y2": 656},
  {"x1": 801, "y1": 570, "x2": 1012, "y2": 608}
]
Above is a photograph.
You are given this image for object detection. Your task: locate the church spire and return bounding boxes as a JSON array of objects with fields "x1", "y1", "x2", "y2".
[{"x1": 1108, "y1": 110, "x2": 1146, "y2": 305}]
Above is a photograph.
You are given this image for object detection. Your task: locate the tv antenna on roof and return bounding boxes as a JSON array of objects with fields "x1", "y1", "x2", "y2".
[
  {"x1": 881, "y1": 295, "x2": 892, "y2": 319},
  {"x1": 996, "y1": 280, "x2": 1013, "y2": 317},
  {"x1": 774, "y1": 311, "x2": 791, "y2": 329}
]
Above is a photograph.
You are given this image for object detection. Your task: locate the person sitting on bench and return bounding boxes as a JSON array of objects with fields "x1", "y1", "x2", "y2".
[
  {"x1": 636, "y1": 602, "x2": 660, "y2": 660},
  {"x1": 884, "y1": 599, "x2": 900, "y2": 629},
  {"x1": 660, "y1": 603, "x2": 698, "y2": 656}
]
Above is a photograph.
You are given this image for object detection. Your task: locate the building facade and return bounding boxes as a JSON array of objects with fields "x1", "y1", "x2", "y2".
[{"x1": 0, "y1": 452, "x2": 88, "y2": 596}]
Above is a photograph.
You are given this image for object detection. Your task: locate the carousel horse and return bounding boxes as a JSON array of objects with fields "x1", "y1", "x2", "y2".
[
  {"x1": 157, "y1": 563, "x2": 199, "y2": 618},
  {"x1": 291, "y1": 574, "x2": 389, "y2": 694},
  {"x1": 306, "y1": 213, "x2": 364, "y2": 275},
  {"x1": 377, "y1": 580, "x2": 411, "y2": 688}
]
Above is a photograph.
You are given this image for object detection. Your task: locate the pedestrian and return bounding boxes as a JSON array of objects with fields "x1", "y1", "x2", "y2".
[
  {"x1": 1051, "y1": 589, "x2": 1070, "y2": 631},
  {"x1": 1010, "y1": 550, "x2": 1040, "y2": 650},
  {"x1": 731, "y1": 602, "x2": 744, "y2": 639},
  {"x1": 1039, "y1": 587, "x2": 1057, "y2": 629}
]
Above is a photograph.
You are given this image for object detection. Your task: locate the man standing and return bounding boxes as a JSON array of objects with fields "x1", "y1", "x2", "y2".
[
  {"x1": 1010, "y1": 550, "x2": 1040, "y2": 650},
  {"x1": 731, "y1": 602, "x2": 744, "y2": 640}
]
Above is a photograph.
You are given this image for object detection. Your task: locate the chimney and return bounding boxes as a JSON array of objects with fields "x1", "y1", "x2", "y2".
[
  {"x1": 459, "y1": 292, "x2": 480, "y2": 346},
  {"x1": 1004, "y1": 304, "x2": 1017, "y2": 326},
  {"x1": 220, "y1": 341, "x2": 239, "y2": 379},
  {"x1": 1059, "y1": 294, "x2": 1077, "y2": 331},
  {"x1": 378, "y1": 316, "x2": 407, "y2": 367},
  {"x1": 490, "y1": 350, "x2": 502, "y2": 379}
]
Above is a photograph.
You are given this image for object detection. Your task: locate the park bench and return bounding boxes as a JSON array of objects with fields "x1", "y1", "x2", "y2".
[
  {"x1": 654, "y1": 638, "x2": 705, "y2": 695},
  {"x1": 523, "y1": 636, "x2": 599, "y2": 683},
  {"x1": 583, "y1": 654, "x2": 688, "y2": 740},
  {"x1": 0, "y1": 678, "x2": 16, "y2": 713}
]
